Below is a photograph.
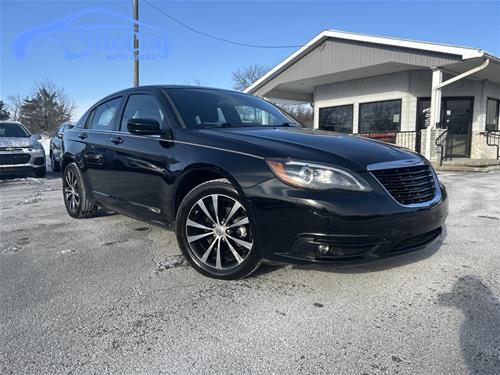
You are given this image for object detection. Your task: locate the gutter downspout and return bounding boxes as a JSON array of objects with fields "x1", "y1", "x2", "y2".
[{"x1": 425, "y1": 58, "x2": 490, "y2": 159}]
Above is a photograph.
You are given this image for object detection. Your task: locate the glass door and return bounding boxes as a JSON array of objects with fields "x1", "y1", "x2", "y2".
[{"x1": 441, "y1": 97, "x2": 473, "y2": 158}]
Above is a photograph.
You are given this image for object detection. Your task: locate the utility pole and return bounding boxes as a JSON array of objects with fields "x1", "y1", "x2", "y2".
[{"x1": 133, "y1": 0, "x2": 139, "y2": 87}]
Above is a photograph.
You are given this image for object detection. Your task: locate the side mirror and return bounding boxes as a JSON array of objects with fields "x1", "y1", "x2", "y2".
[
  {"x1": 127, "y1": 118, "x2": 169, "y2": 137},
  {"x1": 57, "y1": 133, "x2": 63, "y2": 139}
]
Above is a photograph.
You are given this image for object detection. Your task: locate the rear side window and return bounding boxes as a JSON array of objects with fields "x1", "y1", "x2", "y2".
[
  {"x1": 120, "y1": 94, "x2": 165, "y2": 132},
  {"x1": 87, "y1": 98, "x2": 122, "y2": 131}
]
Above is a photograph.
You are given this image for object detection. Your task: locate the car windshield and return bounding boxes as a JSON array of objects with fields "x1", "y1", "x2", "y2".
[
  {"x1": 0, "y1": 122, "x2": 31, "y2": 138},
  {"x1": 167, "y1": 88, "x2": 302, "y2": 129}
]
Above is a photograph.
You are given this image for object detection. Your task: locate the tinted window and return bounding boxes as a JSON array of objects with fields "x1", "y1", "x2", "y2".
[
  {"x1": 319, "y1": 105, "x2": 353, "y2": 133},
  {"x1": 167, "y1": 89, "x2": 296, "y2": 128},
  {"x1": 56, "y1": 124, "x2": 66, "y2": 136},
  {"x1": 486, "y1": 98, "x2": 499, "y2": 132},
  {"x1": 0, "y1": 122, "x2": 31, "y2": 138},
  {"x1": 359, "y1": 100, "x2": 401, "y2": 132},
  {"x1": 87, "y1": 98, "x2": 122, "y2": 131},
  {"x1": 120, "y1": 94, "x2": 165, "y2": 131}
]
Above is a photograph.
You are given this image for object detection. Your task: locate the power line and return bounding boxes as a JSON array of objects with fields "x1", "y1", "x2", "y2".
[{"x1": 143, "y1": 0, "x2": 302, "y2": 49}]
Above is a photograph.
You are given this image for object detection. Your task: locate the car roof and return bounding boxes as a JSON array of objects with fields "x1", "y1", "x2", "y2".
[
  {"x1": 98, "y1": 85, "x2": 247, "y2": 102},
  {"x1": 0, "y1": 120, "x2": 23, "y2": 125}
]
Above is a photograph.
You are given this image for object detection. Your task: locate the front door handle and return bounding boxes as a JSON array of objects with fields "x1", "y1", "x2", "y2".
[
  {"x1": 78, "y1": 132, "x2": 88, "y2": 140},
  {"x1": 110, "y1": 136, "x2": 124, "y2": 145}
]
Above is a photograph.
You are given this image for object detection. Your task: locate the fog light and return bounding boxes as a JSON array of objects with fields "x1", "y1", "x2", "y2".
[{"x1": 318, "y1": 244, "x2": 330, "y2": 254}]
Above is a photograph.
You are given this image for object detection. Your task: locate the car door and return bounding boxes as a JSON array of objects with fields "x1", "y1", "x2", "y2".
[
  {"x1": 104, "y1": 90, "x2": 176, "y2": 224},
  {"x1": 78, "y1": 96, "x2": 123, "y2": 203}
]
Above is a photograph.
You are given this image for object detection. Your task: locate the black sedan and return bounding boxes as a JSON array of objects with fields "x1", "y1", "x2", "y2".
[
  {"x1": 61, "y1": 86, "x2": 448, "y2": 279},
  {"x1": 49, "y1": 122, "x2": 72, "y2": 172}
]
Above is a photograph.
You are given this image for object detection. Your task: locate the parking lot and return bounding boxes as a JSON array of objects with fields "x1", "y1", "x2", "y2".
[{"x1": 1, "y1": 171, "x2": 499, "y2": 374}]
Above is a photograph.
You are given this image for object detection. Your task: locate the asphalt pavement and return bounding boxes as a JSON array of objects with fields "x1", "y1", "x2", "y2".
[{"x1": 1, "y1": 171, "x2": 499, "y2": 374}]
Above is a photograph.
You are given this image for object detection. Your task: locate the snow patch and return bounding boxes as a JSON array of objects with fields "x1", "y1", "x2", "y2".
[
  {"x1": 59, "y1": 249, "x2": 76, "y2": 254},
  {"x1": 157, "y1": 255, "x2": 187, "y2": 271}
]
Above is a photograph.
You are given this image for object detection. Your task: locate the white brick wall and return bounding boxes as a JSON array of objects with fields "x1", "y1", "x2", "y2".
[{"x1": 313, "y1": 70, "x2": 500, "y2": 159}]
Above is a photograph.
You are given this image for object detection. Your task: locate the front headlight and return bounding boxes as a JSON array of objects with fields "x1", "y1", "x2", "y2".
[
  {"x1": 266, "y1": 159, "x2": 372, "y2": 191},
  {"x1": 26, "y1": 142, "x2": 44, "y2": 152}
]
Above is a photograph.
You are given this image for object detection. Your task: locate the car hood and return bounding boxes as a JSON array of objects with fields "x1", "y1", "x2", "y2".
[
  {"x1": 195, "y1": 127, "x2": 422, "y2": 171},
  {"x1": 0, "y1": 136, "x2": 38, "y2": 149}
]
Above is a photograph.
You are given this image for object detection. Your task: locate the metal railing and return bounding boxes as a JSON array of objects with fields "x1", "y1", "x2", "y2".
[
  {"x1": 434, "y1": 130, "x2": 448, "y2": 166},
  {"x1": 485, "y1": 131, "x2": 500, "y2": 160},
  {"x1": 355, "y1": 131, "x2": 421, "y2": 152}
]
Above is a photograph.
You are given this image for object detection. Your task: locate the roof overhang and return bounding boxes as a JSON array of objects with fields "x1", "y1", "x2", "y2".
[{"x1": 245, "y1": 30, "x2": 498, "y2": 99}]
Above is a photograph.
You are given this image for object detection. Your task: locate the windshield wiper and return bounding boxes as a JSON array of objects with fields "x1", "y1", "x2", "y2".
[
  {"x1": 278, "y1": 122, "x2": 301, "y2": 127},
  {"x1": 219, "y1": 123, "x2": 253, "y2": 128}
]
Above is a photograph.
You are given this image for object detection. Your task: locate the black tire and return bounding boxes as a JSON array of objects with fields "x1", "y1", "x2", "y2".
[
  {"x1": 51, "y1": 153, "x2": 61, "y2": 172},
  {"x1": 175, "y1": 179, "x2": 261, "y2": 279},
  {"x1": 62, "y1": 163, "x2": 98, "y2": 219},
  {"x1": 34, "y1": 166, "x2": 46, "y2": 178}
]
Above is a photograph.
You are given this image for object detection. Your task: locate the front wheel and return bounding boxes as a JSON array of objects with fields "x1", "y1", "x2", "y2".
[
  {"x1": 51, "y1": 153, "x2": 61, "y2": 172},
  {"x1": 175, "y1": 179, "x2": 261, "y2": 279},
  {"x1": 34, "y1": 166, "x2": 46, "y2": 178}
]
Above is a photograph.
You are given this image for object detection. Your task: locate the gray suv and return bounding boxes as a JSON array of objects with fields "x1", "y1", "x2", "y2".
[{"x1": 0, "y1": 121, "x2": 46, "y2": 177}]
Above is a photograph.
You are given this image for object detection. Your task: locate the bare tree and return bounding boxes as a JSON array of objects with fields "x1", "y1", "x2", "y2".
[
  {"x1": 7, "y1": 94, "x2": 23, "y2": 121},
  {"x1": 232, "y1": 64, "x2": 314, "y2": 127},
  {"x1": 277, "y1": 103, "x2": 314, "y2": 128},
  {"x1": 232, "y1": 64, "x2": 271, "y2": 91},
  {"x1": 0, "y1": 100, "x2": 10, "y2": 120},
  {"x1": 13, "y1": 81, "x2": 75, "y2": 134}
]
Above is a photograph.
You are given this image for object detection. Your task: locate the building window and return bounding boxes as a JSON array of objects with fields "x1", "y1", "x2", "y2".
[
  {"x1": 486, "y1": 98, "x2": 499, "y2": 132},
  {"x1": 319, "y1": 105, "x2": 353, "y2": 133},
  {"x1": 359, "y1": 99, "x2": 401, "y2": 132}
]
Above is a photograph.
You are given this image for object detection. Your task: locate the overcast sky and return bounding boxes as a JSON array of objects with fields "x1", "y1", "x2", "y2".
[{"x1": 1, "y1": 0, "x2": 499, "y2": 119}]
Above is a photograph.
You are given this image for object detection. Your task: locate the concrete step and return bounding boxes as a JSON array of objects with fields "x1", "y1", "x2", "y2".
[{"x1": 432, "y1": 159, "x2": 500, "y2": 172}]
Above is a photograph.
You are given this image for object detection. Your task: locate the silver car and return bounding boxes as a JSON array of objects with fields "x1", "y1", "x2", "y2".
[{"x1": 0, "y1": 121, "x2": 46, "y2": 177}]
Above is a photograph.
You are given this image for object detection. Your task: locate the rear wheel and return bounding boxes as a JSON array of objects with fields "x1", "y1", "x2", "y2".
[
  {"x1": 63, "y1": 163, "x2": 97, "y2": 219},
  {"x1": 175, "y1": 180, "x2": 261, "y2": 279}
]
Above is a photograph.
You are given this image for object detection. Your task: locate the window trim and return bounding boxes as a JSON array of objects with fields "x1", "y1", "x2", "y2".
[
  {"x1": 85, "y1": 96, "x2": 123, "y2": 131},
  {"x1": 358, "y1": 98, "x2": 402, "y2": 133},
  {"x1": 486, "y1": 97, "x2": 500, "y2": 132},
  {"x1": 318, "y1": 104, "x2": 354, "y2": 133}
]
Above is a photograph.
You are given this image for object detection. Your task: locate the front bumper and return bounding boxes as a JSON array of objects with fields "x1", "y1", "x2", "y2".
[
  {"x1": 0, "y1": 150, "x2": 46, "y2": 174},
  {"x1": 244, "y1": 176, "x2": 448, "y2": 265}
]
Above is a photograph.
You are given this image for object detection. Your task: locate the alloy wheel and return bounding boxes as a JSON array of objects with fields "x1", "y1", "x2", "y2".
[
  {"x1": 64, "y1": 170, "x2": 80, "y2": 212},
  {"x1": 185, "y1": 194, "x2": 253, "y2": 270}
]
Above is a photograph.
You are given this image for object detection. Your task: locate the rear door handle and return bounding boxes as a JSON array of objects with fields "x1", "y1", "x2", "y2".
[
  {"x1": 110, "y1": 136, "x2": 124, "y2": 145},
  {"x1": 78, "y1": 132, "x2": 88, "y2": 139}
]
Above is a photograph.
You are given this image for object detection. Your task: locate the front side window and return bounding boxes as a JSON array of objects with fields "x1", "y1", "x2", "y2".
[
  {"x1": 167, "y1": 88, "x2": 298, "y2": 128},
  {"x1": 359, "y1": 100, "x2": 401, "y2": 132},
  {"x1": 319, "y1": 105, "x2": 353, "y2": 133},
  {"x1": 120, "y1": 94, "x2": 165, "y2": 131},
  {"x1": 0, "y1": 122, "x2": 31, "y2": 138},
  {"x1": 87, "y1": 98, "x2": 122, "y2": 131},
  {"x1": 486, "y1": 98, "x2": 499, "y2": 132}
]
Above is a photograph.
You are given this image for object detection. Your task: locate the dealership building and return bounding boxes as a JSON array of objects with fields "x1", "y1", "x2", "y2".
[{"x1": 245, "y1": 30, "x2": 500, "y2": 164}]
